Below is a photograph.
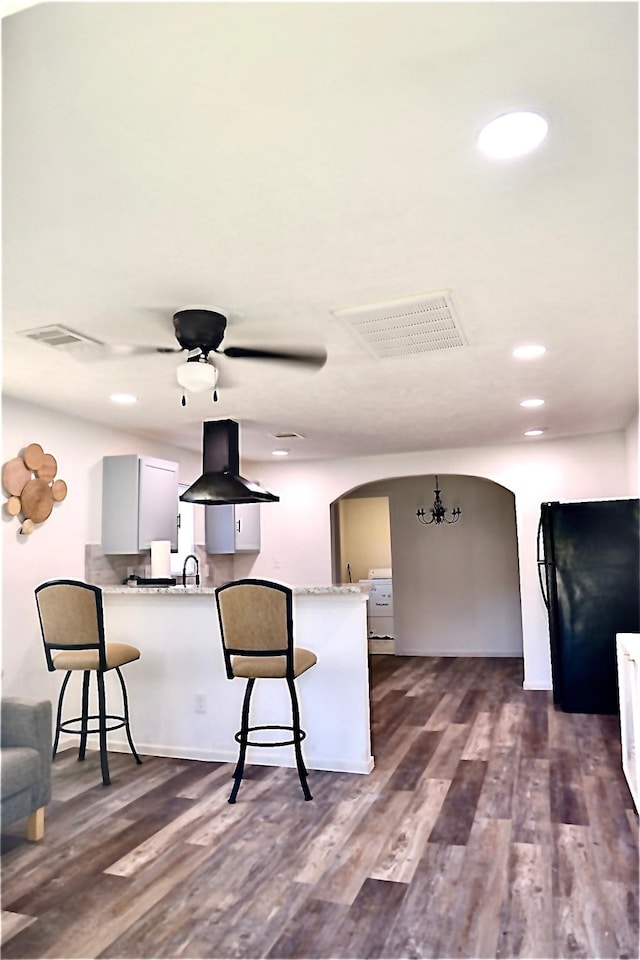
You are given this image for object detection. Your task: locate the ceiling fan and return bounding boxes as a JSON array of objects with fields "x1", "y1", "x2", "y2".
[{"x1": 154, "y1": 306, "x2": 327, "y2": 405}]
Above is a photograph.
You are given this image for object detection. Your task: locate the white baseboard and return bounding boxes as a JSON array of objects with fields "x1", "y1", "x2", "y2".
[
  {"x1": 396, "y1": 648, "x2": 523, "y2": 658},
  {"x1": 523, "y1": 680, "x2": 553, "y2": 691},
  {"x1": 105, "y1": 739, "x2": 374, "y2": 775}
]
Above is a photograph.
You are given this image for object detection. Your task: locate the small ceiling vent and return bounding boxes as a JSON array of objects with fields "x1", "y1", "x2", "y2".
[
  {"x1": 271, "y1": 431, "x2": 305, "y2": 440},
  {"x1": 18, "y1": 324, "x2": 102, "y2": 350},
  {"x1": 333, "y1": 290, "x2": 467, "y2": 359}
]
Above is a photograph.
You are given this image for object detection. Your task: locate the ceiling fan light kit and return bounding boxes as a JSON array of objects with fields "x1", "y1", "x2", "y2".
[{"x1": 176, "y1": 356, "x2": 219, "y2": 393}]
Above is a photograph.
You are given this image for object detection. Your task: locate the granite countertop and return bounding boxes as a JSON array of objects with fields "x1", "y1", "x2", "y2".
[{"x1": 101, "y1": 584, "x2": 368, "y2": 596}]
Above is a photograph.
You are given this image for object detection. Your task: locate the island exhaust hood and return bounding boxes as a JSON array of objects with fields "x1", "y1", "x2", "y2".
[{"x1": 180, "y1": 419, "x2": 279, "y2": 505}]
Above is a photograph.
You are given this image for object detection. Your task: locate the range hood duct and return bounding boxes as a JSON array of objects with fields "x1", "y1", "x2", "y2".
[{"x1": 180, "y1": 419, "x2": 279, "y2": 505}]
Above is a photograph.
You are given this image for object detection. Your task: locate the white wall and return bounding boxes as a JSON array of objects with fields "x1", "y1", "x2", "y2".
[
  {"x1": 392, "y1": 475, "x2": 522, "y2": 656},
  {"x1": 251, "y1": 430, "x2": 631, "y2": 689},
  {"x1": 2, "y1": 397, "x2": 202, "y2": 700},
  {"x1": 338, "y1": 496, "x2": 391, "y2": 584}
]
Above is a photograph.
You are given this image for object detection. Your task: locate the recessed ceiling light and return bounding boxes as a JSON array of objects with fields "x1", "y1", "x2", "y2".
[
  {"x1": 272, "y1": 449, "x2": 290, "y2": 457},
  {"x1": 524, "y1": 428, "x2": 545, "y2": 437},
  {"x1": 110, "y1": 393, "x2": 138, "y2": 405},
  {"x1": 512, "y1": 344, "x2": 546, "y2": 360},
  {"x1": 478, "y1": 111, "x2": 549, "y2": 159},
  {"x1": 520, "y1": 398, "x2": 545, "y2": 408}
]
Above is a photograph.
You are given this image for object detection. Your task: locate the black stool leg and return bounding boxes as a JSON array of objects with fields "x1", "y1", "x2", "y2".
[
  {"x1": 229, "y1": 678, "x2": 255, "y2": 804},
  {"x1": 287, "y1": 677, "x2": 312, "y2": 801},
  {"x1": 52, "y1": 670, "x2": 72, "y2": 759},
  {"x1": 115, "y1": 666, "x2": 142, "y2": 765},
  {"x1": 78, "y1": 670, "x2": 90, "y2": 761},
  {"x1": 96, "y1": 670, "x2": 110, "y2": 786}
]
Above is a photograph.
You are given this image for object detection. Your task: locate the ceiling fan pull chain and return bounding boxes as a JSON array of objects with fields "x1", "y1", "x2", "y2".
[
  {"x1": 213, "y1": 390, "x2": 218, "y2": 402},
  {"x1": 181, "y1": 393, "x2": 187, "y2": 407}
]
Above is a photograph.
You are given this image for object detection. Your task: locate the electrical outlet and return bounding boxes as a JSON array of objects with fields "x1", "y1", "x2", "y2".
[{"x1": 194, "y1": 693, "x2": 207, "y2": 715}]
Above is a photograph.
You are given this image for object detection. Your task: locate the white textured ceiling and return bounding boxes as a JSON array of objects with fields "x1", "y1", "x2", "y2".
[{"x1": 2, "y1": 2, "x2": 638, "y2": 462}]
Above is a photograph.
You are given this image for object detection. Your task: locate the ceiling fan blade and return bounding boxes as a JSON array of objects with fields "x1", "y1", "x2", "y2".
[
  {"x1": 221, "y1": 345, "x2": 327, "y2": 368},
  {"x1": 106, "y1": 344, "x2": 185, "y2": 357},
  {"x1": 67, "y1": 342, "x2": 181, "y2": 362}
]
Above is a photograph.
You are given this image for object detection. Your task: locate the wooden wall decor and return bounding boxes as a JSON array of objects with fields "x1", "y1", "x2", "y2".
[{"x1": 2, "y1": 443, "x2": 68, "y2": 536}]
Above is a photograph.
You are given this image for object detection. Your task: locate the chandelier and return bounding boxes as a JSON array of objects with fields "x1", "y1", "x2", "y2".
[{"x1": 416, "y1": 475, "x2": 461, "y2": 525}]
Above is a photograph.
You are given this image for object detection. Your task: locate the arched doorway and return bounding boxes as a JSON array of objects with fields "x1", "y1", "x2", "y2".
[{"x1": 331, "y1": 472, "x2": 523, "y2": 658}]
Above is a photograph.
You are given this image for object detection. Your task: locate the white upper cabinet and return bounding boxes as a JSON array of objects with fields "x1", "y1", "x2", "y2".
[
  {"x1": 102, "y1": 455, "x2": 179, "y2": 554},
  {"x1": 205, "y1": 502, "x2": 261, "y2": 554}
]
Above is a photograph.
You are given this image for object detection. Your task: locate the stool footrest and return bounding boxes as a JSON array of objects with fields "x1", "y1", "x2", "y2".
[
  {"x1": 234, "y1": 723, "x2": 306, "y2": 749},
  {"x1": 60, "y1": 714, "x2": 128, "y2": 736}
]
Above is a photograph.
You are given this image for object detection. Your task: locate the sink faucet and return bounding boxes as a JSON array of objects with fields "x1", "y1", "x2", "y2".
[{"x1": 182, "y1": 554, "x2": 200, "y2": 587}]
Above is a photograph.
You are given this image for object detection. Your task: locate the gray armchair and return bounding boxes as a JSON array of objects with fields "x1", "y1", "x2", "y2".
[{"x1": 1, "y1": 697, "x2": 52, "y2": 841}]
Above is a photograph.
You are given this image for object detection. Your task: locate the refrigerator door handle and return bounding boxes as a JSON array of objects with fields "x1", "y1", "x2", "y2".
[
  {"x1": 536, "y1": 515, "x2": 550, "y2": 610},
  {"x1": 537, "y1": 561, "x2": 550, "y2": 610}
]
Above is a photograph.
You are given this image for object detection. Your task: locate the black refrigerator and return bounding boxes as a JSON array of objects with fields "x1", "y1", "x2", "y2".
[{"x1": 538, "y1": 498, "x2": 640, "y2": 714}]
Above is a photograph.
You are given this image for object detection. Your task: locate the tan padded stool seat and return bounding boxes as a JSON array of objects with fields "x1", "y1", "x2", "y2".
[
  {"x1": 231, "y1": 647, "x2": 317, "y2": 679},
  {"x1": 51, "y1": 643, "x2": 140, "y2": 672}
]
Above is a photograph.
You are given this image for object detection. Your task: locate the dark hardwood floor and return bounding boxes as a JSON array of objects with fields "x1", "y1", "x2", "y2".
[{"x1": 2, "y1": 655, "x2": 638, "y2": 959}]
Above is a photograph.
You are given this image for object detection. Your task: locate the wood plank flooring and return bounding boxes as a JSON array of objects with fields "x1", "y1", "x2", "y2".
[{"x1": 1, "y1": 655, "x2": 638, "y2": 959}]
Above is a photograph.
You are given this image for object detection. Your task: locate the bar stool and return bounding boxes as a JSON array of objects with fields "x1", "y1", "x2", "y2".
[
  {"x1": 215, "y1": 578, "x2": 317, "y2": 803},
  {"x1": 35, "y1": 579, "x2": 142, "y2": 786}
]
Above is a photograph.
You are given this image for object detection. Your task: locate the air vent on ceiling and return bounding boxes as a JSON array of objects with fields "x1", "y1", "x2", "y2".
[
  {"x1": 271, "y1": 431, "x2": 305, "y2": 440},
  {"x1": 18, "y1": 324, "x2": 102, "y2": 350},
  {"x1": 333, "y1": 290, "x2": 467, "y2": 359}
]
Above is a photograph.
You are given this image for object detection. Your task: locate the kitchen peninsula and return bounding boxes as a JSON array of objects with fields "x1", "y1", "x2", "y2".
[{"x1": 101, "y1": 584, "x2": 373, "y2": 775}]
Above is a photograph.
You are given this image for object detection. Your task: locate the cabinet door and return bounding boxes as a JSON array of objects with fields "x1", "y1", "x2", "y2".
[
  {"x1": 235, "y1": 502, "x2": 260, "y2": 552},
  {"x1": 205, "y1": 502, "x2": 260, "y2": 554},
  {"x1": 138, "y1": 457, "x2": 179, "y2": 550},
  {"x1": 102, "y1": 455, "x2": 140, "y2": 554}
]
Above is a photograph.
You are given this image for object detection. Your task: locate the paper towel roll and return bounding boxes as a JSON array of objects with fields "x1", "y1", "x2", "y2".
[{"x1": 150, "y1": 540, "x2": 171, "y2": 579}]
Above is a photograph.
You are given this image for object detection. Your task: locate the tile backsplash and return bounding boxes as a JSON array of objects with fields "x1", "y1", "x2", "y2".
[{"x1": 85, "y1": 544, "x2": 234, "y2": 587}]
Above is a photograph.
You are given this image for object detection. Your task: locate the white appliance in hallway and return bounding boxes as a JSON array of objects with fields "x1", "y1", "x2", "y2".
[{"x1": 359, "y1": 568, "x2": 394, "y2": 648}]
